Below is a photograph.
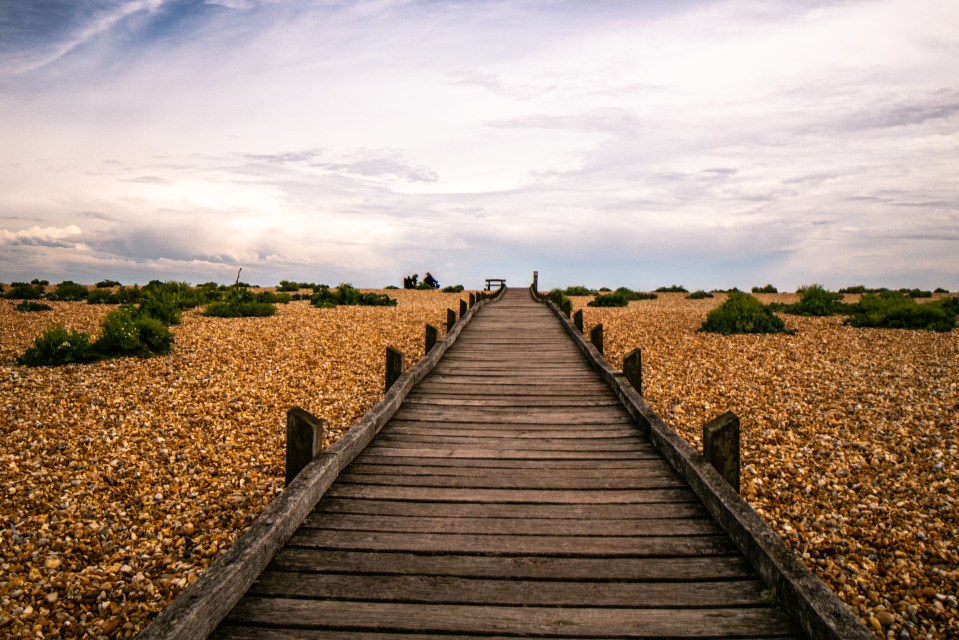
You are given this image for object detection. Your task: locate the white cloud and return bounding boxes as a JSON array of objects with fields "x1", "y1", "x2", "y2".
[{"x1": 0, "y1": 224, "x2": 83, "y2": 247}]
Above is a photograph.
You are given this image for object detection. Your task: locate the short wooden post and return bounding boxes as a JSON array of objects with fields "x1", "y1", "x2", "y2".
[
  {"x1": 385, "y1": 346, "x2": 404, "y2": 393},
  {"x1": 425, "y1": 324, "x2": 438, "y2": 354},
  {"x1": 573, "y1": 309, "x2": 584, "y2": 333},
  {"x1": 447, "y1": 308, "x2": 456, "y2": 332},
  {"x1": 533, "y1": 271, "x2": 538, "y2": 293},
  {"x1": 703, "y1": 412, "x2": 740, "y2": 493},
  {"x1": 589, "y1": 323, "x2": 603, "y2": 354},
  {"x1": 469, "y1": 292, "x2": 476, "y2": 308},
  {"x1": 459, "y1": 299, "x2": 467, "y2": 318},
  {"x1": 623, "y1": 347, "x2": 642, "y2": 395},
  {"x1": 285, "y1": 407, "x2": 325, "y2": 486}
]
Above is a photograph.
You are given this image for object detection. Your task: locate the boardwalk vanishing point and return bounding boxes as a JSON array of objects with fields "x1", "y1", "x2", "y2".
[{"x1": 141, "y1": 285, "x2": 872, "y2": 639}]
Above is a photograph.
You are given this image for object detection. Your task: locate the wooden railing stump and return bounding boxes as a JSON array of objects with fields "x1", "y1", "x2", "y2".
[
  {"x1": 285, "y1": 407, "x2": 325, "y2": 486},
  {"x1": 425, "y1": 324, "x2": 438, "y2": 354},
  {"x1": 573, "y1": 309, "x2": 584, "y2": 333},
  {"x1": 703, "y1": 411, "x2": 741, "y2": 493},
  {"x1": 447, "y1": 308, "x2": 456, "y2": 332},
  {"x1": 385, "y1": 346, "x2": 405, "y2": 394},
  {"x1": 623, "y1": 347, "x2": 642, "y2": 396},
  {"x1": 459, "y1": 299, "x2": 467, "y2": 318},
  {"x1": 589, "y1": 323, "x2": 603, "y2": 355},
  {"x1": 469, "y1": 292, "x2": 476, "y2": 308}
]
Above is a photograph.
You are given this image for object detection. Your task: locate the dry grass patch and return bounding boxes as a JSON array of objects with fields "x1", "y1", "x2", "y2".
[{"x1": 0, "y1": 290, "x2": 470, "y2": 638}]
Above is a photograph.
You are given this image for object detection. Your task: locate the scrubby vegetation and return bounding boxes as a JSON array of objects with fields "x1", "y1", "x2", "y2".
[
  {"x1": 900, "y1": 288, "x2": 932, "y2": 299},
  {"x1": 86, "y1": 285, "x2": 143, "y2": 305},
  {"x1": 3, "y1": 282, "x2": 46, "y2": 300},
  {"x1": 441, "y1": 285, "x2": 465, "y2": 293},
  {"x1": 699, "y1": 291, "x2": 793, "y2": 335},
  {"x1": 202, "y1": 285, "x2": 279, "y2": 318},
  {"x1": 545, "y1": 290, "x2": 573, "y2": 316},
  {"x1": 686, "y1": 290, "x2": 714, "y2": 299},
  {"x1": 17, "y1": 325, "x2": 95, "y2": 366},
  {"x1": 588, "y1": 287, "x2": 657, "y2": 307},
  {"x1": 563, "y1": 285, "x2": 593, "y2": 296},
  {"x1": 45, "y1": 280, "x2": 89, "y2": 301},
  {"x1": 310, "y1": 283, "x2": 397, "y2": 308},
  {"x1": 845, "y1": 291, "x2": 957, "y2": 332},
  {"x1": 655, "y1": 284, "x2": 688, "y2": 293},
  {"x1": 781, "y1": 284, "x2": 847, "y2": 316},
  {"x1": 15, "y1": 300, "x2": 53, "y2": 312},
  {"x1": 751, "y1": 284, "x2": 778, "y2": 294},
  {"x1": 95, "y1": 279, "x2": 122, "y2": 288}
]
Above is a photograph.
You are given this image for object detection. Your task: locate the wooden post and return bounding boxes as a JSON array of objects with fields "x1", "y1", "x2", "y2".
[
  {"x1": 385, "y1": 346, "x2": 404, "y2": 393},
  {"x1": 623, "y1": 347, "x2": 642, "y2": 395},
  {"x1": 459, "y1": 299, "x2": 467, "y2": 318},
  {"x1": 573, "y1": 309, "x2": 584, "y2": 333},
  {"x1": 533, "y1": 271, "x2": 538, "y2": 293},
  {"x1": 703, "y1": 412, "x2": 740, "y2": 493},
  {"x1": 589, "y1": 323, "x2": 603, "y2": 355},
  {"x1": 447, "y1": 308, "x2": 456, "y2": 332},
  {"x1": 469, "y1": 292, "x2": 476, "y2": 308},
  {"x1": 285, "y1": 407, "x2": 324, "y2": 486},
  {"x1": 425, "y1": 324, "x2": 438, "y2": 354}
]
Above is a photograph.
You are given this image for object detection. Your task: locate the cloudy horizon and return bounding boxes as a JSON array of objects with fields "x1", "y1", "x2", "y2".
[{"x1": 1, "y1": 0, "x2": 957, "y2": 292}]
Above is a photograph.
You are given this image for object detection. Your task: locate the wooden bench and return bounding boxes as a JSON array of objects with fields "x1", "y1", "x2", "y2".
[{"x1": 484, "y1": 278, "x2": 506, "y2": 291}]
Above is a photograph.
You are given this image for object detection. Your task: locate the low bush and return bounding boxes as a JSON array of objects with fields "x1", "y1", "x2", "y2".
[
  {"x1": 588, "y1": 291, "x2": 629, "y2": 307},
  {"x1": 598, "y1": 287, "x2": 611, "y2": 292},
  {"x1": 934, "y1": 287, "x2": 950, "y2": 294},
  {"x1": 95, "y1": 279, "x2": 121, "y2": 288},
  {"x1": 900, "y1": 288, "x2": 932, "y2": 299},
  {"x1": 441, "y1": 284, "x2": 465, "y2": 293},
  {"x1": 277, "y1": 280, "x2": 304, "y2": 292},
  {"x1": 751, "y1": 284, "x2": 778, "y2": 294},
  {"x1": 310, "y1": 283, "x2": 397, "y2": 308},
  {"x1": 699, "y1": 291, "x2": 793, "y2": 335},
  {"x1": 202, "y1": 285, "x2": 277, "y2": 317},
  {"x1": 614, "y1": 287, "x2": 657, "y2": 301},
  {"x1": 255, "y1": 291, "x2": 292, "y2": 304},
  {"x1": 4, "y1": 282, "x2": 46, "y2": 300},
  {"x1": 93, "y1": 307, "x2": 174, "y2": 357},
  {"x1": 15, "y1": 300, "x2": 53, "y2": 312},
  {"x1": 845, "y1": 291, "x2": 956, "y2": 332},
  {"x1": 686, "y1": 290, "x2": 714, "y2": 299},
  {"x1": 46, "y1": 280, "x2": 89, "y2": 302},
  {"x1": 17, "y1": 325, "x2": 95, "y2": 366},
  {"x1": 655, "y1": 285, "x2": 688, "y2": 293},
  {"x1": 86, "y1": 285, "x2": 143, "y2": 305},
  {"x1": 31, "y1": 279, "x2": 49, "y2": 285},
  {"x1": 384, "y1": 285, "x2": 400, "y2": 290},
  {"x1": 783, "y1": 284, "x2": 847, "y2": 316},
  {"x1": 545, "y1": 290, "x2": 573, "y2": 316},
  {"x1": 563, "y1": 285, "x2": 593, "y2": 296}
]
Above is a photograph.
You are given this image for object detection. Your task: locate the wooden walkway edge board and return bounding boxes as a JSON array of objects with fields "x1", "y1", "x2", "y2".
[
  {"x1": 136, "y1": 287, "x2": 507, "y2": 640},
  {"x1": 533, "y1": 285, "x2": 873, "y2": 640}
]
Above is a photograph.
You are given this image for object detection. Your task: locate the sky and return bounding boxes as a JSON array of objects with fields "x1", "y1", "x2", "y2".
[{"x1": 1, "y1": 0, "x2": 957, "y2": 292}]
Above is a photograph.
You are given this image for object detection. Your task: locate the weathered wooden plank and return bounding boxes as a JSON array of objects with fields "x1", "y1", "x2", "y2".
[
  {"x1": 313, "y1": 498, "x2": 711, "y2": 520},
  {"x1": 381, "y1": 424, "x2": 641, "y2": 438},
  {"x1": 370, "y1": 435, "x2": 651, "y2": 452},
  {"x1": 388, "y1": 409, "x2": 638, "y2": 425},
  {"x1": 325, "y1": 484, "x2": 698, "y2": 503},
  {"x1": 342, "y1": 461, "x2": 677, "y2": 477},
  {"x1": 269, "y1": 548, "x2": 757, "y2": 580},
  {"x1": 248, "y1": 572, "x2": 769, "y2": 607},
  {"x1": 213, "y1": 627, "x2": 802, "y2": 640},
  {"x1": 301, "y1": 512, "x2": 721, "y2": 536},
  {"x1": 224, "y1": 599, "x2": 798, "y2": 637},
  {"x1": 335, "y1": 472, "x2": 686, "y2": 490},
  {"x1": 360, "y1": 446, "x2": 661, "y2": 460},
  {"x1": 401, "y1": 395, "x2": 621, "y2": 406},
  {"x1": 351, "y1": 454, "x2": 660, "y2": 469}
]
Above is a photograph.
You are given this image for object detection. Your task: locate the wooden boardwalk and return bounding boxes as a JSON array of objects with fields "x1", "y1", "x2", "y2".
[{"x1": 210, "y1": 288, "x2": 803, "y2": 639}]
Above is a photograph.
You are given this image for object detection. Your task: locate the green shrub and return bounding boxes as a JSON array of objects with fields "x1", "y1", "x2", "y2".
[
  {"x1": 277, "y1": 280, "x2": 304, "y2": 292},
  {"x1": 17, "y1": 325, "x2": 94, "y2": 366},
  {"x1": 86, "y1": 285, "x2": 143, "y2": 305},
  {"x1": 934, "y1": 287, "x2": 949, "y2": 294},
  {"x1": 546, "y1": 290, "x2": 573, "y2": 316},
  {"x1": 588, "y1": 292, "x2": 630, "y2": 307},
  {"x1": 655, "y1": 285, "x2": 688, "y2": 293},
  {"x1": 751, "y1": 284, "x2": 778, "y2": 294},
  {"x1": 900, "y1": 288, "x2": 932, "y2": 299},
  {"x1": 563, "y1": 285, "x2": 593, "y2": 296},
  {"x1": 310, "y1": 283, "x2": 397, "y2": 308},
  {"x1": 138, "y1": 291, "x2": 182, "y2": 325},
  {"x1": 699, "y1": 291, "x2": 793, "y2": 335},
  {"x1": 4, "y1": 282, "x2": 46, "y2": 300},
  {"x1": 255, "y1": 291, "x2": 292, "y2": 304},
  {"x1": 441, "y1": 284, "x2": 465, "y2": 293},
  {"x1": 614, "y1": 287, "x2": 657, "y2": 301},
  {"x1": 95, "y1": 279, "x2": 121, "y2": 288},
  {"x1": 46, "y1": 280, "x2": 89, "y2": 301},
  {"x1": 203, "y1": 300, "x2": 277, "y2": 317},
  {"x1": 686, "y1": 290, "x2": 714, "y2": 299},
  {"x1": 385, "y1": 285, "x2": 400, "y2": 290},
  {"x1": 15, "y1": 300, "x2": 53, "y2": 312},
  {"x1": 845, "y1": 291, "x2": 956, "y2": 332},
  {"x1": 90, "y1": 307, "x2": 174, "y2": 358},
  {"x1": 598, "y1": 287, "x2": 611, "y2": 292},
  {"x1": 31, "y1": 279, "x2": 49, "y2": 286},
  {"x1": 784, "y1": 284, "x2": 846, "y2": 316}
]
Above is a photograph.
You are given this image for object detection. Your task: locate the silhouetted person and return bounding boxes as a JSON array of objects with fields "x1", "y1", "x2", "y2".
[{"x1": 423, "y1": 272, "x2": 439, "y2": 289}]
